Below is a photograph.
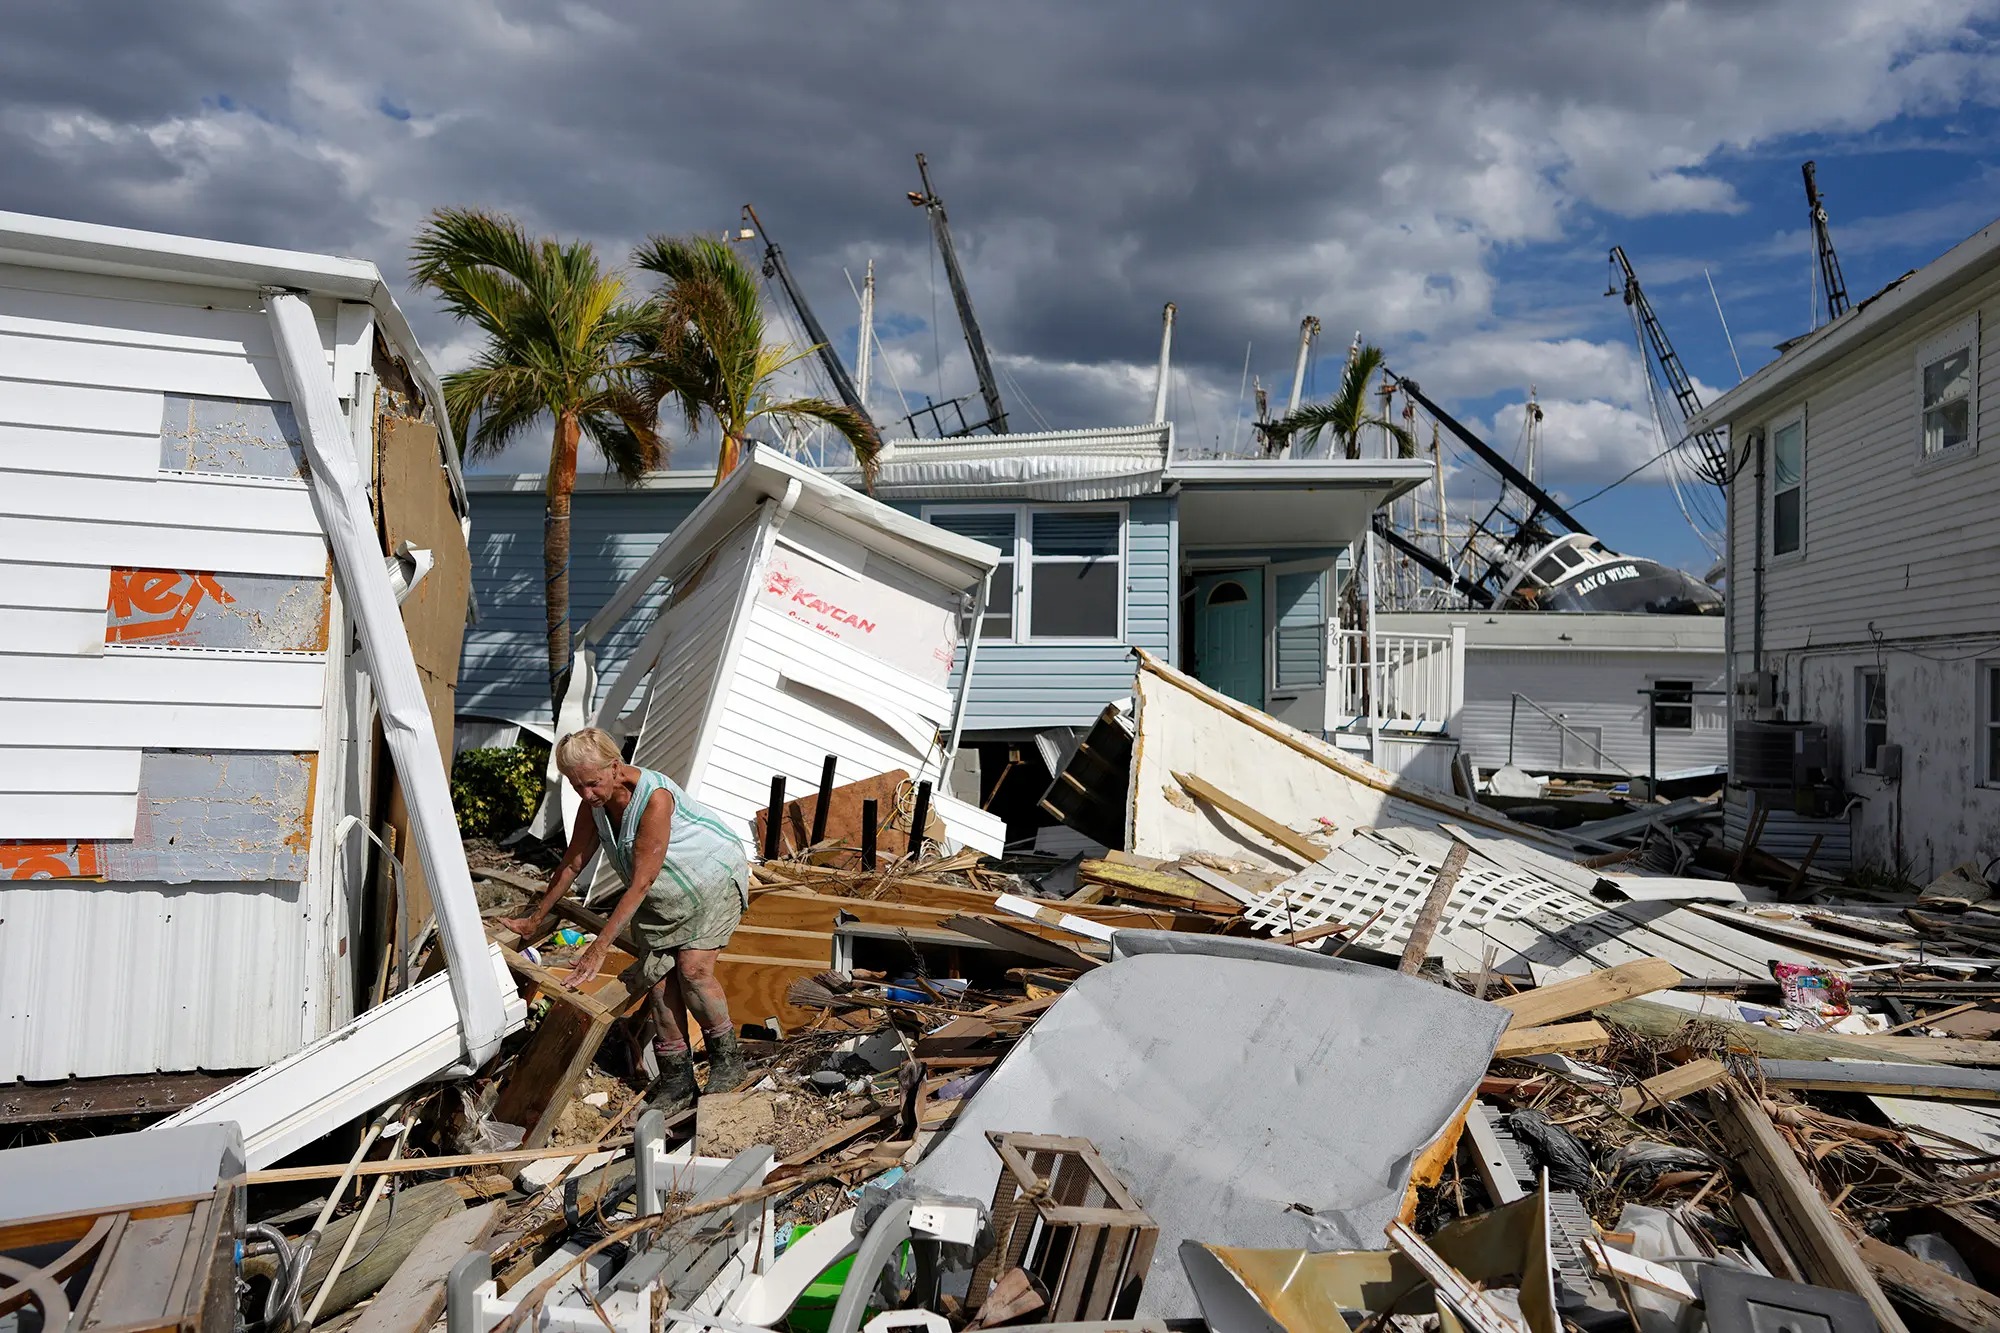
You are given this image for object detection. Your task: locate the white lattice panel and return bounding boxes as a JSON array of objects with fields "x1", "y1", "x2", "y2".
[{"x1": 1245, "y1": 853, "x2": 1600, "y2": 952}]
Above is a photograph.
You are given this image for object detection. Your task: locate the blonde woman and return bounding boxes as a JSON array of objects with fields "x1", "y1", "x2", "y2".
[{"x1": 497, "y1": 728, "x2": 749, "y2": 1114}]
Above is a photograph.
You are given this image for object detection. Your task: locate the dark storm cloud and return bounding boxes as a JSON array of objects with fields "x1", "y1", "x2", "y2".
[{"x1": 3, "y1": 0, "x2": 1995, "y2": 474}]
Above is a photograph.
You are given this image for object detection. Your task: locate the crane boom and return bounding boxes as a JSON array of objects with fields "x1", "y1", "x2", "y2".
[
  {"x1": 1609, "y1": 245, "x2": 1730, "y2": 487},
  {"x1": 1391, "y1": 375, "x2": 1586, "y2": 536},
  {"x1": 909, "y1": 153, "x2": 1007, "y2": 434},
  {"x1": 741, "y1": 204, "x2": 874, "y2": 428},
  {"x1": 1803, "y1": 160, "x2": 1850, "y2": 322}
]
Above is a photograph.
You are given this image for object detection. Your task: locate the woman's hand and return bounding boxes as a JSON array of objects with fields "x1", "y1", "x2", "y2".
[
  {"x1": 564, "y1": 939, "x2": 614, "y2": 990},
  {"x1": 493, "y1": 915, "x2": 545, "y2": 942}
]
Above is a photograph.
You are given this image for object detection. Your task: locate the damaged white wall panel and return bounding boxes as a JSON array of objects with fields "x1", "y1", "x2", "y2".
[
  {"x1": 590, "y1": 448, "x2": 1008, "y2": 858},
  {"x1": 0, "y1": 213, "x2": 484, "y2": 1087},
  {"x1": 1126, "y1": 649, "x2": 1579, "y2": 872}
]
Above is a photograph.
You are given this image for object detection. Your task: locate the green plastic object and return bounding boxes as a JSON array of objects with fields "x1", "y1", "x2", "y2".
[{"x1": 778, "y1": 1223, "x2": 910, "y2": 1333}]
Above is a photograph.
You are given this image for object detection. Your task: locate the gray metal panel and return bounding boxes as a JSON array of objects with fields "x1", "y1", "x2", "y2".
[
  {"x1": 0, "y1": 1122, "x2": 243, "y2": 1222},
  {"x1": 458, "y1": 487, "x2": 708, "y2": 729},
  {"x1": 1724, "y1": 788, "x2": 1853, "y2": 872},
  {"x1": 907, "y1": 941, "x2": 1506, "y2": 1319}
]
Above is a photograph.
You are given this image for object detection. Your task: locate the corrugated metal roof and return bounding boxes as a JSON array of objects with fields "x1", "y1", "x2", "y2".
[{"x1": 830, "y1": 423, "x2": 1172, "y2": 500}]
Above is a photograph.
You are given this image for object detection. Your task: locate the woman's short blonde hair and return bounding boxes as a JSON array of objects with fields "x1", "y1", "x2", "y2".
[{"x1": 554, "y1": 727, "x2": 623, "y2": 777}]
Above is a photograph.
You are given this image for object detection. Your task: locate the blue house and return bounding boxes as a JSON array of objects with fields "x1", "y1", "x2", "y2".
[{"x1": 457, "y1": 427, "x2": 1429, "y2": 815}]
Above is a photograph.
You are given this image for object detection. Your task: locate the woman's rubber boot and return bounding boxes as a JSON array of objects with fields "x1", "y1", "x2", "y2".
[
  {"x1": 704, "y1": 1030, "x2": 747, "y2": 1094},
  {"x1": 645, "y1": 1051, "x2": 699, "y2": 1117}
]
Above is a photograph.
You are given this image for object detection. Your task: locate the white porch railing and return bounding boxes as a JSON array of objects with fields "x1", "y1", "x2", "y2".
[{"x1": 1333, "y1": 626, "x2": 1465, "y2": 737}]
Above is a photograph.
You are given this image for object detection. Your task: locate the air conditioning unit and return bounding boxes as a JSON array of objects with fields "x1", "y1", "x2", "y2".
[{"x1": 1733, "y1": 720, "x2": 1832, "y2": 789}]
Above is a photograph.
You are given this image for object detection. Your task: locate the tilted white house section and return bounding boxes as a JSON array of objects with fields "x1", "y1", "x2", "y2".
[
  {"x1": 588, "y1": 448, "x2": 1008, "y2": 861},
  {"x1": 0, "y1": 212, "x2": 496, "y2": 1083}
]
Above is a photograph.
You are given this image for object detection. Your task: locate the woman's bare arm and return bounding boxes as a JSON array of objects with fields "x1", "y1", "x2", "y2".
[{"x1": 496, "y1": 804, "x2": 600, "y2": 939}]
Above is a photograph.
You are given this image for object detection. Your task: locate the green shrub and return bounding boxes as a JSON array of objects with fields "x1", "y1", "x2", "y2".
[{"x1": 451, "y1": 743, "x2": 548, "y2": 839}]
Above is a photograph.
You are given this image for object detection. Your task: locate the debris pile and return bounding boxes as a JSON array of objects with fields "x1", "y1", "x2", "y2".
[{"x1": 6, "y1": 660, "x2": 2000, "y2": 1333}]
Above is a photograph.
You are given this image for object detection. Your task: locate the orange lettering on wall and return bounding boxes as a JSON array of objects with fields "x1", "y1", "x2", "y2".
[
  {"x1": 0, "y1": 840, "x2": 104, "y2": 880},
  {"x1": 106, "y1": 569, "x2": 234, "y2": 642}
]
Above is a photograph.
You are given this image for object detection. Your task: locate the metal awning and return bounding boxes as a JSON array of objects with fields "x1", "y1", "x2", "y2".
[{"x1": 1167, "y1": 458, "x2": 1433, "y2": 549}]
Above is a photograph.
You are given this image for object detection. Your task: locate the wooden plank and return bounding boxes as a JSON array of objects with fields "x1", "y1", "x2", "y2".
[
  {"x1": 350, "y1": 1201, "x2": 502, "y2": 1333},
  {"x1": 1172, "y1": 771, "x2": 1329, "y2": 865},
  {"x1": 1858, "y1": 1235, "x2": 2000, "y2": 1333},
  {"x1": 1835, "y1": 1035, "x2": 2000, "y2": 1067},
  {"x1": 1707, "y1": 1086, "x2": 1910, "y2": 1333},
  {"x1": 1615, "y1": 1058, "x2": 1730, "y2": 1116},
  {"x1": 1076, "y1": 858, "x2": 1234, "y2": 907},
  {"x1": 745, "y1": 887, "x2": 1175, "y2": 940},
  {"x1": 1492, "y1": 958, "x2": 1683, "y2": 1030},
  {"x1": 1493, "y1": 1020, "x2": 1609, "y2": 1058},
  {"x1": 716, "y1": 953, "x2": 842, "y2": 1033},
  {"x1": 1757, "y1": 1060, "x2": 2000, "y2": 1103},
  {"x1": 1732, "y1": 1194, "x2": 1805, "y2": 1283},
  {"x1": 754, "y1": 769, "x2": 917, "y2": 863}
]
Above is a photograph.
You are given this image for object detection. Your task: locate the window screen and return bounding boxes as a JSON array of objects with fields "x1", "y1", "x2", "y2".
[
  {"x1": 1858, "y1": 667, "x2": 1888, "y2": 772},
  {"x1": 1273, "y1": 570, "x2": 1326, "y2": 689},
  {"x1": 927, "y1": 509, "x2": 1018, "y2": 640},
  {"x1": 1923, "y1": 345, "x2": 1973, "y2": 454},
  {"x1": 1772, "y1": 419, "x2": 1804, "y2": 556},
  {"x1": 1028, "y1": 510, "x2": 1120, "y2": 639}
]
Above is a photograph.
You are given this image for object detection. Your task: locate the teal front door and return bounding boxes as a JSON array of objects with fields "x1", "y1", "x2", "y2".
[{"x1": 1191, "y1": 570, "x2": 1264, "y2": 709}]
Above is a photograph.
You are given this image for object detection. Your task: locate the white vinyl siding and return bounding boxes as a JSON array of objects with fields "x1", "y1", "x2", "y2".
[
  {"x1": 1918, "y1": 314, "x2": 1977, "y2": 457},
  {"x1": 0, "y1": 260, "x2": 359, "y2": 1080}
]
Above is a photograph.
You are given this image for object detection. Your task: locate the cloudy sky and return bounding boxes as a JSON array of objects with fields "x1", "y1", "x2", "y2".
[{"x1": 8, "y1": 0, "x2": 2000, "y2": 570}]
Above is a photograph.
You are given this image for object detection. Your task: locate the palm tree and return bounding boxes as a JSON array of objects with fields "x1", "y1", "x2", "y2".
[
  {"x1": 411, "y1": 208, "x2": 663, "y2": 717},
  {"x1": 1266, "y1": 343, "x2": 1413, "y2": 460},
  {"x1": 630, "y1": 234, "x2": 881, "y2": 486}
]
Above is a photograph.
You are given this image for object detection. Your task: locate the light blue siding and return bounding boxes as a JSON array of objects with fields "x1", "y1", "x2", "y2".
[
  {"x1": 913, "y1": 496, "x2": 1175, "y2": 732},
  {"x1": 460, "y1": 488, "x2": 707, "y2": 729}
]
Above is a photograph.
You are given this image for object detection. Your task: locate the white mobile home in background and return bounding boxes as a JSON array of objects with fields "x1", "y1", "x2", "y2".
[
  {"x1": 565, "y1": 446, "x2": 1009, "y2": 863},
  {"x1": 0, "y1": 212, "x2": 510, "y2": 1095},
  {"x1": 1375, "y1": 610, "x2": 1726, "y2": 785}
]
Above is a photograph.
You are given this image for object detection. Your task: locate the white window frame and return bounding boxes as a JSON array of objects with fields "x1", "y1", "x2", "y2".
[
  {"x1": 1767, "y1": 407, "x2": 1806, "y2": 563},
  {"x1": 1265, "y1": 558, "x2": 1332, "y2": 698},
  {"x1": 921, "y1": 502, "x2": 1128, "y2": 645},
  {"x1": 1981, "y1": 662, "x2": 2000, "y2": 788},
  {"x1": 1855, "y1": 665, "x2": 1888, "y2": 775},
  {"x1": 1915, "y1": 313, "x2": 1979, "y2": 462}
]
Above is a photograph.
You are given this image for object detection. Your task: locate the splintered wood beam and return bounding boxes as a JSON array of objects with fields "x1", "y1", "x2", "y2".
[
  {"x1": 1707, "y1": 1086, "x2": 1909, "y2": 1333},
  {"x1": 1615, "y1": 1058, "x2": 1730, "y2": 1117},
  {"x1": 1492, "y1": 1020, "x2": 1609, "y2": 1058},
  {"x1": 1491, "y1": 958, "x2": 1683, "y2": 1031},
  {"x1": 1171, "y1": 771, "x2": 1330, "y2": 865}
]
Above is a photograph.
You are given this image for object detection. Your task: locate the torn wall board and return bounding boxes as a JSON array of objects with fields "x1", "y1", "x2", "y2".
[
  {"x1": 906, "y1": 938, "x2": 1507, "y2": 1318},
  {"x1": 1125, "y1": 651, "x2": 1582, "y2": 873},
  {"x1": 579, "y1": 446, "x2": 1008, "y2": 862}
]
